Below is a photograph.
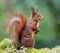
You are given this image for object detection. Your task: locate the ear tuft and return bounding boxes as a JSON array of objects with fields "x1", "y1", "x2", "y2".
[
  {"x1": 31, "y1": 6, "x2": 35, "y2": 11},
  {"x1": 37, "y1": 8, "x2": 38, "y2": 11}
]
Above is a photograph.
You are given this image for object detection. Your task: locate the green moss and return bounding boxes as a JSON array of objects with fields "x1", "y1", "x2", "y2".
[{"x1": 0, "y1": 38, "x2": 60, "y2": 53}]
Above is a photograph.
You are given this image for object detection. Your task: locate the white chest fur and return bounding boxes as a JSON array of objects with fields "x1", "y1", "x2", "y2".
[{"x1": 37, "y1": 23, "x2": 39, "y2": 27}]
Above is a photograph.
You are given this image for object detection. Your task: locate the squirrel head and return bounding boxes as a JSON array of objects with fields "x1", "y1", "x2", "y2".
[{"x1": 31, "y1": 6, "x2": 44, "y2": 22}]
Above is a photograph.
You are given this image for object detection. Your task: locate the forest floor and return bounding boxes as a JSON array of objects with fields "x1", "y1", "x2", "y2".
[{"x1": 0, "y1": 38, "x2": 60, "y2": 53}]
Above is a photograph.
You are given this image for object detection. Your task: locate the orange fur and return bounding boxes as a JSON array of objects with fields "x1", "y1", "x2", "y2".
[
  {"x1": 6, "y1": 7, "x2": 44, "y2": 49},
  {"x1": 21, "y1": 7, "x2": 44, "y2": 48},
  {"x1": 6, "y1": 13, "x2": 28, "y2": 49}
]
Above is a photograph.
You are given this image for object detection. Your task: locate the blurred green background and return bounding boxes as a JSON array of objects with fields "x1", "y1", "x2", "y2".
[{"x1": 0, "y1": 0, "x2": 60, "y2": 49}]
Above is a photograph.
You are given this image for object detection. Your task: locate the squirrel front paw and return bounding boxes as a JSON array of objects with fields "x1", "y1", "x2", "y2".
[{"x1": 34, "y1": 28, "x2": 40, "y2": 34}]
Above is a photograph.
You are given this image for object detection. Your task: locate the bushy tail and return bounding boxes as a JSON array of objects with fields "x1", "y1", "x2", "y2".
[{"x1": 6, "y1": 17, "x2": 21, "y2": 32}]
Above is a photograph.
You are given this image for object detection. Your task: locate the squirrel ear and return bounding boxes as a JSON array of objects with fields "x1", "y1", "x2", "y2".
[
  {"x1": 31, "y1": 6, "x2": 39, "y2": 17},
  {"x1": 31, "y1": 6, "x2": 36, "y2": 16},
  {"x1": 31, "y1": 6, "x2": 35, "y2": 12},
  {"x1": 37, "y1": 8, "x2": 38, "y2": 11},
  {"x1": 31, "y1": 6, "x2": 38, "y2": 11}
]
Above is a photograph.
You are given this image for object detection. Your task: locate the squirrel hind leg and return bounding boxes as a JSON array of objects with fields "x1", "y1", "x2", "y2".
[{"x1": 13, "y1": 42, "x2": 21, "y2": 50}]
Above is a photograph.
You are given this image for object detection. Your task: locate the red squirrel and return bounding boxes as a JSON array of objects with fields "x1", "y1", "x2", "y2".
[
  {"x1": 6, "y1": 7, "x2": 43, "y2": 49},
  {"x1": 21, "y1": 7, "x2": 44, "y2": 48}
]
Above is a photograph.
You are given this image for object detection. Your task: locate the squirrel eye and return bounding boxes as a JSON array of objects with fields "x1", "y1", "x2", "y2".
[{"x1": 37, "y1": 15, "x2": 39, "y2": 17}]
